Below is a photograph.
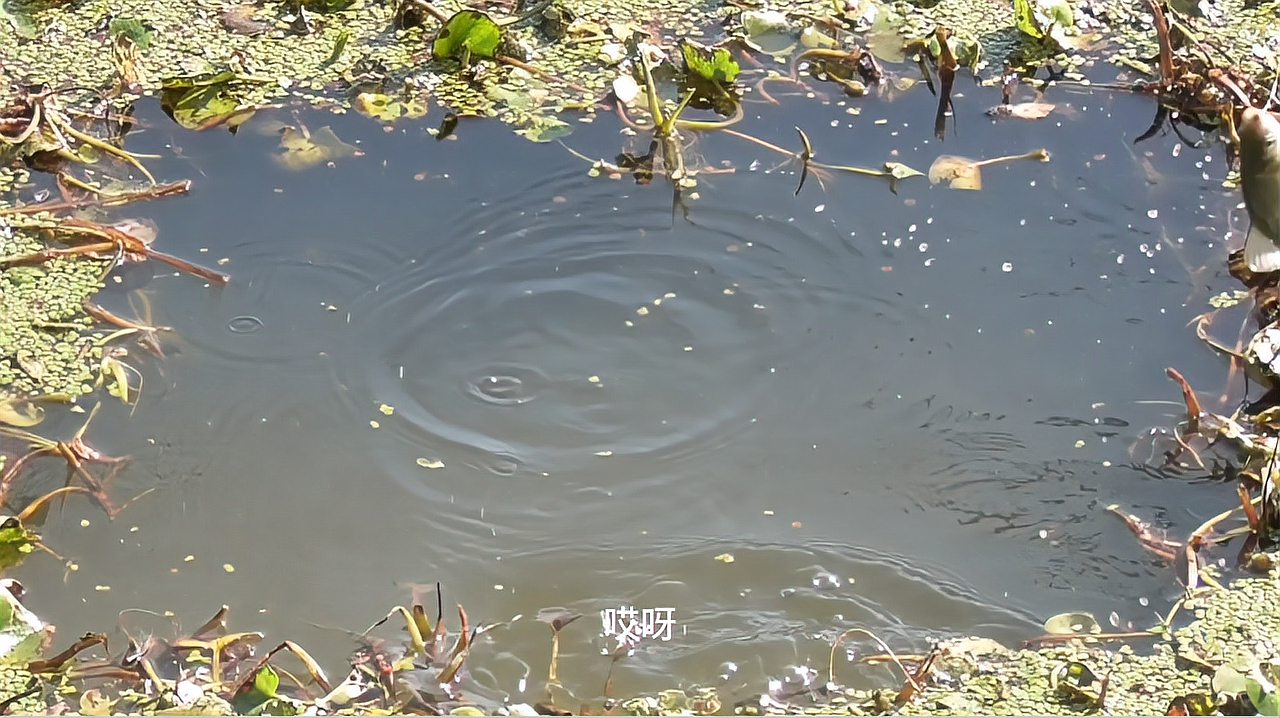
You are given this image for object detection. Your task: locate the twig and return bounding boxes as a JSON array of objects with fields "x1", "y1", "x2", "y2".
[
  {"x1": 1166, "y1": 367, "x2": 1203, "y2": 433},
  {"x1": 828, "y1": 628, "x2": 921, "y2": 695},
  {"x1": 0, "y1": 180, "x2": 190, "y2": 215},
  {"x1": 1185, "y1": 498, "x2": 1260, "y2": 590},
  {"x1": 1022, "y1": 630, "x2": 1163, "y2": 647},
  {"x1": 1141, "y1": 0, "x2": 1176, "y2": 85}
]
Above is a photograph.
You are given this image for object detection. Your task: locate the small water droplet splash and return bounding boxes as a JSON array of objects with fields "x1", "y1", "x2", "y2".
[
  {"x1": 465, "y1": 367, "x2": 544, "y2": 406},
  {"x1": 228, "y1": 315, "x2": 265, "y2": 333}
]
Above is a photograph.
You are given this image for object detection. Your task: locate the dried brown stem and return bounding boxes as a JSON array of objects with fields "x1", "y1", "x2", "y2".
[
  {"x1": 0, "y1": 180, "x2": 190, "y2": 216},
  {"x1": 1141, "y1": 0, "x2": 1176, "y2": 85},
  {"x1": 1166, "y1": 367, "x2": 1203, "y2": 433}
]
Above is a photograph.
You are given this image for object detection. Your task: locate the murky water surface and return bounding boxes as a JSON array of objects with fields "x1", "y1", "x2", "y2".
[{"x1": 11, "y1": 83, "x2": 1253, "y2": 700}]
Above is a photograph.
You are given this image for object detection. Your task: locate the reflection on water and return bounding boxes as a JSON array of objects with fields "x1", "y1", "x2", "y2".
[{"x1": 8, "y1": 81, "x2": 1250, "y2": 701}]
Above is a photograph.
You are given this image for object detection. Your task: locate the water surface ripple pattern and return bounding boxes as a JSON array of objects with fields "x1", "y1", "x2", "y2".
[{"x1": 333, "y1": 170, "x2": 881, "y2": 480}]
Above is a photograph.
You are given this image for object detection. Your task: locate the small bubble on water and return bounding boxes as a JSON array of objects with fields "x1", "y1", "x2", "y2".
[
  {"x1": 812, "y1": 573, "x2": 841, "y2": 590},
  {"x1": 1139, "y1": 596, "x2": 1149, "y2": 606},
  {"x1": 1001, "y1": 262, "x2": 1013, "y2": 272},
  {"x1": 1109, "y1": 610, "x2": 1120, "y2": 627},
  {"x1": 919, "y1": 243, "x2": 928, "y2": 252}
]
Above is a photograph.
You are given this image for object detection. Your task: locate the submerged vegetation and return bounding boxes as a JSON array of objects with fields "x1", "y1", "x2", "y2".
[{"x1": 0, "y1": 0, "x2": 1279, "y2": 712}]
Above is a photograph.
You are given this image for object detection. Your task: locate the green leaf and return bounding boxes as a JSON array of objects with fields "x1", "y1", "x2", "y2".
[
  {"x1": 433, "y1": 10, "x2": 503, "y2": 63},
  {"x1": 515, "y1": 116, "x2": 573, "y2": 143},
  {"x1": 740, "y1": 9, "x2": 795, "y2": 55},
  {"x1": 160, "y1": 74, "x2": 255, "y2": 132},
  {"x1": 160, "y1": 71, "x2": 239, "y2": 91},
  {"x1": 354, "y1": 92, "x2": 429, "y2": 122},
  {"x1": 0, "y1": 0, "x2": 38, "y2": 40},
  {"x1": 1013, "y1": 0, "x2": 1044, "y2": 38},
  {"x1": 323, "y1": 29, "x2": 350, "y2": 66},
  {"x1": 1040, "y1": 0, "x2": 1074, "y2": 27},
  {"x1": 0, "y1": 580, "x2": 45, "y2": 663},
  {"x1": 1014, "y1": 0, "x2": 1073, "y2": 42},
  {"x1": 1246, "y1": 678, "x2": 1280, "y2": 716},
  {"x1": 1213, "y1": 665, "x2": 1250, "y2": 696},
  {"x1": 884, "y1": 161, "x2": 924, "y2": 180},
  {"x1": 680, "y1": 42, "x2": 741, "y2": 86},
  {"x1": 254, "y1": 665, "x2": 280, "y2": 699},
  {"x1": 0, "y1": 517, "x2": 38, "y2": 572},
  {"x1": 109, "y1": 18, "x2": 152, "y2": 50},
  {"x1": 486, "y1": 85, "x2": 533, "y2": 112}
]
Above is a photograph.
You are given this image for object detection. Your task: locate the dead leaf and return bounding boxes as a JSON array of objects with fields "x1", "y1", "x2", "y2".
[
  {"x1": 929, "y1": 155, "x2": 983, "y2": 190},
  {"x1": 15, "y1": 354, "x2": 44, "y2": 382},
  {"x1": 928, "y1": 149, "x2": 1049, "y2": 191},
  {"x1": 987, "y1": 102, "x2": 1056, "y2": 120}
]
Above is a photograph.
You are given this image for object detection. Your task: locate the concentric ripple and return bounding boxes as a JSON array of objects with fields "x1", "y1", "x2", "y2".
[
  {"x1": 333, "y1": 174, "x2": 873, "y2": 477},
  {"x1": 179, "y1": 242, "x2": 391, "y2": 366}
]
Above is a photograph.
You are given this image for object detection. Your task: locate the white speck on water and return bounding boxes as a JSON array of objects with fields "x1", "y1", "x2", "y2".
[
  {"x1": 1001, "y1": 262, "x2": 1013, "y2": 272},
  {"x1": 815, "y1": 204, "x2": 826, "y2": 213},
  {"x1": 1117, "y1": 254, "x2": 1125, "y2": 264},
  {"x1": 919, "y1": 243, "x2": 928, "y2": 252},
  {"x1": 1147, "y1": 209, "x2": 1159, "y2": 219}
]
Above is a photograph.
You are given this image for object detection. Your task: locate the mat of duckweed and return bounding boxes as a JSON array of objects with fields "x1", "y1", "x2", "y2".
[
  {"x1": 726, "y1": 564, "x2": 1280, "y2": 716},
  {"x1": 1, "y1": 0, "x2": 1278, "y2": 137},
  {"x1": 0, "y1": 168, "x2": 111, "y2": 405}
]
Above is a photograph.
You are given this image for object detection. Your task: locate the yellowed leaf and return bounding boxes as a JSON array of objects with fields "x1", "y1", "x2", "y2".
[
  {"x1": 108, "y1": 358, "x2": 131, "y2": 403},
  {"x1": 0, "y1": 399, "x2": 44, "y2": 427},
  {"x1": 274, "y1": 126, "x2": 358, "y2": 171},
  {"x1": 928, "y1": 155, "x2": 983, "y2": 190}
]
